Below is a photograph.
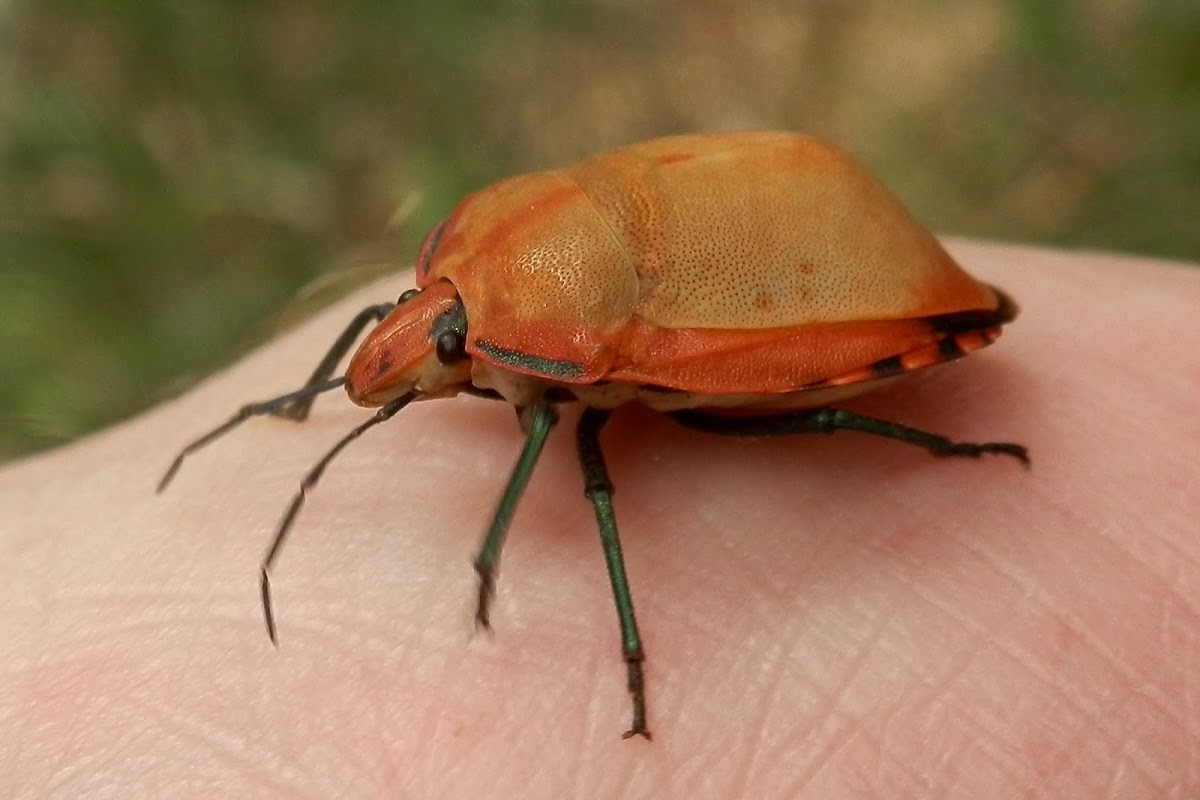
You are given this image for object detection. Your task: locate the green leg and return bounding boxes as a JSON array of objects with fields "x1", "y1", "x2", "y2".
[
  {"x1": 473, "y1": 399, "x2": 559, "y2": 629},
  {"x1": 576, "y1": 407, "x2": 650, "y2": 740},
  {"x1": 669, "y1": 407, "x2": 1029, "y2": 466}
]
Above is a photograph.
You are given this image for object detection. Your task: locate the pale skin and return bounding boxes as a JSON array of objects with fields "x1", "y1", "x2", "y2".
[{"x1": 1, "y1": 240, "x2": 1198, "y2": 798}]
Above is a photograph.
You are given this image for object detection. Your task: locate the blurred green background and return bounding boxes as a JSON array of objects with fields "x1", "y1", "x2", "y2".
[{"x1": 1, "y1": 1, "x2": 1197, "y2": 461}]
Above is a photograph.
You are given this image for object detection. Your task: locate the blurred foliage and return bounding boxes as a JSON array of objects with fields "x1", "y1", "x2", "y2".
[{"x1": 1, "y1": 0, "x2": 1197, "y2": 460}]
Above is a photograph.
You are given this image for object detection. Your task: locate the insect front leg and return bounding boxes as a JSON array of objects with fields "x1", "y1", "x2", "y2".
[
  {"x1": 668, "y1": 407, "x2": 1029, "y2": 465},
  {"x1": 260, "y1": 392, "x2": 415, "y2": 643},
  {"x1": 472, "y1": 398, "x2": 558, "y2": 629},
  {"x1": 273, "y1": 302, "x2": 396, "y2": 420},
  {"x1": 157, "y1": 302, "x2": 397, "y2": 491},
  {"x1": 576, "y1": 407, "x2": 651, "y2": 740}
]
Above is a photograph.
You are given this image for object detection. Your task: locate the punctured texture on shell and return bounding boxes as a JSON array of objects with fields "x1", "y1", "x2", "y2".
[{"x1": 418, "y1": 131, "x2": 1006, "y2": 394}]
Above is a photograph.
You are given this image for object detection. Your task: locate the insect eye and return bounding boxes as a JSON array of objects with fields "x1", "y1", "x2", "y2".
[
  {"x1": 397, "y1": 288, "x2": 421, "y2": 305},
  {"x1": 435, "y1": 330, "x2": 466, "y2": 365}
]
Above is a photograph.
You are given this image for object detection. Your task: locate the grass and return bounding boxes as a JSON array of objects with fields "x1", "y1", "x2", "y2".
[{"x1": 1, "y1": 0, "x2": 1196, "y2": 461}]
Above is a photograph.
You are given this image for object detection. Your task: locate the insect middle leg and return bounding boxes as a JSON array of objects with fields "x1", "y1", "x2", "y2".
[
  {"x1": 473, "y1": 399, "x2": 559, "y2": 630},
  {"x1": 668, "y1": 407, "x2": 1029, "y2": 465},
  {"x1": 576, "y1": 407, "x2": 651, "y2": 740}
]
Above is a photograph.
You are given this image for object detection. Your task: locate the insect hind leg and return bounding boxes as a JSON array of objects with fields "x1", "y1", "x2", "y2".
[{"x1": 668, "y1": 407, "x2": 1029, "y2": 466}]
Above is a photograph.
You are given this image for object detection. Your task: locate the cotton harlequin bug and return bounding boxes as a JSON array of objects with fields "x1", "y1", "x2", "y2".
[{"x1": 159, "y1": 131, "x2": 1028, "y2": 740}]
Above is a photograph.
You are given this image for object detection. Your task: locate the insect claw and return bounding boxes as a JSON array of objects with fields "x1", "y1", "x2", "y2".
[
  {"x1": 993, "y1": 442, "x2": 1031, "y2": 467},
  {"x1": 473, "y1": 563, "x2": 496, "y2": 632}
]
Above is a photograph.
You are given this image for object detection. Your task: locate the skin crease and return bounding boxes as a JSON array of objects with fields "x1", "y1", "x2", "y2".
[{"x1": 1, "y1": 240, "x2": 1198, "y2": 799}]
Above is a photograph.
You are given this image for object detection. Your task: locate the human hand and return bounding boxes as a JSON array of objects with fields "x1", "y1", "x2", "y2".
[{"x1": 2, "y1": 240, "x2": 1197, "y2": 797}]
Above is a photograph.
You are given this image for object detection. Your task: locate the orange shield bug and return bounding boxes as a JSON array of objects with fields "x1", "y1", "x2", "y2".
[{"x1": 160, "y1": 132, "x2": 1028, "y2": 740}]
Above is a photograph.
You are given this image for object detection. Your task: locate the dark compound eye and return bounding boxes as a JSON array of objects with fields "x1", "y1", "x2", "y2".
[
  {"x1": 397, "y1": 288, "x2": 421, "y2": 305},
  {"x1": 435, "y1": 330, "x2": 466, "y2": 365}
]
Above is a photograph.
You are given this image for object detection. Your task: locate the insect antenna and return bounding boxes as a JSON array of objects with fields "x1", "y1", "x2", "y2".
[
  {"x1": 157, "y1": 377, "x2": 347, "y2": 493},
  {"x1": 259, "y1": 390, "x2": 417, "y2": 644}
]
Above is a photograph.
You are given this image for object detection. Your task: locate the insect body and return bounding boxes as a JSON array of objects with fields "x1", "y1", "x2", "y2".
[{"x1": 161, "y1": 132, "x2": 1028, "y2": 740}]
